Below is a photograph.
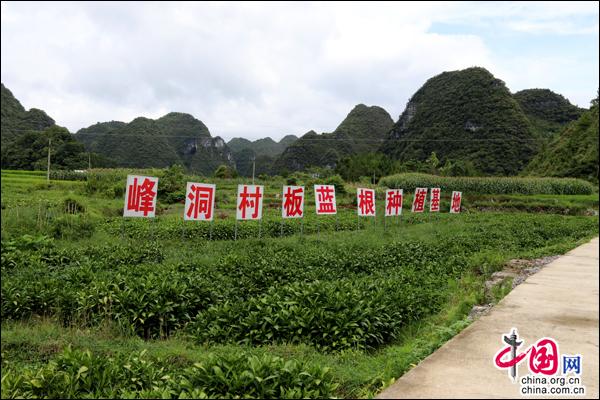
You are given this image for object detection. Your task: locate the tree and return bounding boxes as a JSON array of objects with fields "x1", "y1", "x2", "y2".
[
  {"x1": 1, "y1": 126, "x2": 87, "y2": 170},
  {"x1": 214, "y1": 164, "x2": 238, "y2": 179}
]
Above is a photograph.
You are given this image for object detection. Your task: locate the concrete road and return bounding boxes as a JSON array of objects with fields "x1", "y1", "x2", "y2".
[{"x1": 377, "y1": 237, "x2": 599, "y2": 399}]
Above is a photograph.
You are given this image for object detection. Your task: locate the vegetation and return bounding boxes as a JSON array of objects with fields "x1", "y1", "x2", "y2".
[
  {"x1": 524, "y1": 95, "x2": 599, "y2": 183},
  {"x1": 1, "y1": 83, "x2": 55, "y2": 145},
  {"x1": 228, "y1": 135, "x2": 298, "y2": 157},
  {"x1": 379, "y1": 173, "x2": 594, "y2": 195},
  {"x1": 74, "y1": 113, "x2": 235, "y2": 174},
  {"x1": 514, "y1": 89, "x2": 583, "y2": 138},
  {"x1": 334, "y1": 152, "x2": 481, "y2": 182},
  {"x1": 1, "y1": 166, "x2": 598, "y2": 398},
  {"x1": 228, "y1": 135, "x2": 298, "y2": 177},
  {"x1": 274, "y1": 104, "x2": 393, "y2": 172},
  {"x1": 382, "y1": 67, "x2": 540, "y2": 175},
  {"x1": 2, "y1": 212, "x2": 597, "y2": 398},
  {"x1": 1, "y1": 345, "x2": 337, "y2": 399},
  {"x1": 0, "y1": 84, "x2": 97, "y2": 171}
]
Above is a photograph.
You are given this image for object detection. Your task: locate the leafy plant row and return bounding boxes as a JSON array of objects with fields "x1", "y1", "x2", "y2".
[
  {"x1": 100, "y1": 212, "x2": 423, "y2": 242},
  {"x1": 3, "y1": 214, "x2": 597, "y2": 351},
  {"x1": 1, "y1": 346, "x2": 336, "y2": 399},
  {"x1": 379, "y1": 173, "x2": 594, "y2": 194}
]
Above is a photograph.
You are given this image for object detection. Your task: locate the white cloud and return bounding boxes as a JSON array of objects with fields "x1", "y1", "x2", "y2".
[{"x1": 1, "y1": 1, "x2": 598, "y2": 140}]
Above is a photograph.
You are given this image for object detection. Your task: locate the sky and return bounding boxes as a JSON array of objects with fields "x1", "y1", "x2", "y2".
[{"x1": 1, "y1": 1, "x2": 598, "y2": 141}]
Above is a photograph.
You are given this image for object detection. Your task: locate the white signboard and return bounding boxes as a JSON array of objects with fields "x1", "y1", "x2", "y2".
[
  {"x1": 184, "y1": 182, "x2": 216, "y2": 221},
  {"x1": 123, "y1": 175, "x2": 158, "y2": 218}
]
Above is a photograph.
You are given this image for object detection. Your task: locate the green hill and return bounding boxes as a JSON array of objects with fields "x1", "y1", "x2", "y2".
[
  {"x1": 227, "y1": 135, "x2": 298, "y2": 177},
  {"x1": 514, "y1": 89, "x2": 583, "y2": 138},
  {"x1": 274, "y1": 104, "x2": 393, "y2": 172},
  {"x1": 227, "y1": 135, "x2": 297, "y2": 158},
  {"x1": 74, "y1": 113, "x2": 235, "y2": 174},
  {"x1": 1, "y1": 83, "x2": 89, "y2": 170},
  {"x1": 524, "y1": 96, "x2": 598, "y2": 183},
  {"x1": 382, "y1": 67, "x2": 540, "y2": 175},
  {"x1": 1, "y1": 83, "x2": 55, "y2": 145}
]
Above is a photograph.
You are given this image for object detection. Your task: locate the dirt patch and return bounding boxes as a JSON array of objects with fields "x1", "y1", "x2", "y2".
[{"x1": 468, "y1": 255, "x2": 560, "y2": 321}]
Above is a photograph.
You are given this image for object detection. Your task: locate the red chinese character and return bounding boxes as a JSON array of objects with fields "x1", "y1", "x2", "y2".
[
  {"x1": 495, "y1": 346, "x2": 530, "y2": 369},
  {"x1": 283, "y1": 186, "x2": 304, "y2": 218},
  {"x1": 127, "y1": 177, "x2": 156, "y2": 216},
  {"x1": 430, "y1": 188, "x2": 441, "y2": 212},
  {"x1": 238, "y1": 185, "x2": 263, "y2": 219},
  {"x1": 529, "y1": 339, "x2": 559, "y2": 375},
  {"x1": 316, "y1": 185, "x2": 336, "y2": 214},
  {"x1": 186, "y1": 184, "x2": 214, "y2": 220},
  {"x1": 494, "y1": 331, "x2": 560, "y2": 381},
  {"x1": 411, "y1": 188, "x2": 427, "y2": 213},
  {"x1": 450, "y1": 191, "x2": 462, "y2": 213},
  {"x1": 386, "y1": 189, "x2": 403, "y2": 216},
  {"x1": 357, "y1": 188, "x2": 375, "y2": 216}
]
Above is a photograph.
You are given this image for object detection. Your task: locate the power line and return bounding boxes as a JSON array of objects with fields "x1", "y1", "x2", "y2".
[{"x1": 1, "y1": 129, "x2": 552, "y2": 142}]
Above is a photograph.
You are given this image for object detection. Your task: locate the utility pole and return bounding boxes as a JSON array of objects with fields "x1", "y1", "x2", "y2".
[
  {"x1": 47, "y1": 138, "x2": 51, "y2": 182},
  {"x1": 88, "y1": 152, "x2": 92, "y2": 171},
  {"x1": 251, "y1": 154, "x2": 256, "y2": 185}
]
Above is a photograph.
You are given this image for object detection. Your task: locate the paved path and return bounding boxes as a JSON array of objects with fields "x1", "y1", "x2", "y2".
[{"x1": 377, "y1": 237, "x2": 599, "y2": 399}]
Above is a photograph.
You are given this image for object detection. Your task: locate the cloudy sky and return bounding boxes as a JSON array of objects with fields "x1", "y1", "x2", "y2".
[{"x1": 1, "y1": 1, "x2": 598, "y2": 141}]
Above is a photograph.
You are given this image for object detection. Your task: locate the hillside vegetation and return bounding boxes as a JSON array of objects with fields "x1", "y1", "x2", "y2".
[
  {"x1": 228, "y1": 135, "x2": 298, "y2": 176},
  {"x1": 524, "y1": 97, "x2": 599, "y2": 183},
  {"x1": 274, "y1": 104, "x2": 393, "y2": 172},
  {"x1": 75, "y1": 112, "x2": 234, "y2": 174},
  {"x1": 382, "y1": 67, "x2": 540, "y2": 175},
  {"x1": 0, "y1": 84, "x2": 90, "y2": 170},
  {"x1": 514, "y1": 88, "x2": 583, "y2": 138}
]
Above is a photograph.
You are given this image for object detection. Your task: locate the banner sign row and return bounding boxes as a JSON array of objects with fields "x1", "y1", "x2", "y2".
[{"x1": 123, "y1": 175, "x2": 462, "y2": 219}]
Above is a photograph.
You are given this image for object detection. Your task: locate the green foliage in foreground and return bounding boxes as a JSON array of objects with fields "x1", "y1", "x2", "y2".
[
  {"x1": 1, "y1": 346, "x2": 336, "y2": 399},
  {"x1": 1, "y1": 212, "x2": 597, "y2": 398},
  {"x1": 379, "y1": 173, "x2": 594, "y2": 195},
  {"x1": 2, "y1": 214, "x2": 597, "y2": 350}
]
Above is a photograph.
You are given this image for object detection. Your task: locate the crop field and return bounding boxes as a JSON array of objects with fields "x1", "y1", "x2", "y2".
[{"x1": 1, "y1": 169, "x2": 599, "y2": 398}]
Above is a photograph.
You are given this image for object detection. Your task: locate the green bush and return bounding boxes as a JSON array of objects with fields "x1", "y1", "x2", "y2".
[
  {"x1": 49, "y1": 215, "x2": 95, "y2": 240},
  {"x1": 323, "y1": 174, "x2": 347, "y2": 194}
]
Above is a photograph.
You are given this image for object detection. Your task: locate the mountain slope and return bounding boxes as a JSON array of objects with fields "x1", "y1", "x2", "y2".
[
  {"x1": 514, "y1": 89, "x2": 583, "y2": 138},
  {"x1": 274, "y1": 104, "x2": 393, "y2": 172},
  {"x1": 0, "y1": 83, "x2": 89, "y2": 170},
  {"x1": 382, "y1": 67, "x2": 540, "y2": 175},
  {"x1": 227, "y1": 135, "x2": 298, "y2": 158},
  {"x1": 74, "y1": 113, "x2": 234, "y2": 174},
  {"x1": 524, "y1": 99, "x2": 598, "y2": 182},
  {"x1": 227, "y1": 135, "x2": 298, "y2": 176},
  {"x1": 1, "y1": 83, "x2": 55, "y2": 145}
]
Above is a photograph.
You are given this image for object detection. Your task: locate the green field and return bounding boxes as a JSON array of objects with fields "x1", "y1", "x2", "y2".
[{"x1": 1, "y1": 169, "x2": 599, "y2": 398}]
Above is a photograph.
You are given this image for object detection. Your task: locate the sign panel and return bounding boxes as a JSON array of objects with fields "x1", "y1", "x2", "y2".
[
  {"x1": 411, "y1": 187, "x2": 428, "y2": 213},
  {"x1": 385, "y1": 189, "x2": 403, "y2": 216},
  {"x1": 314, "y1": 185, "x2": 337, "y2": 215},
  {"x1": 237, "y1": 184, "x2": 264, "y2": 220},
  {"x1": 282, "y1": 186, "x2": 304, "y2": 218},
  {"x1": 357, "y1": 188, "x2": 376, "y2": 216},
  {"x1": 450, "y1": 191, "x2": 462, "y2": 213},
  {"x1": 184, "y1": 182, "x2": 216, "y2": 221},
  {"x1": 124, "y1": 175, "x2": 158, "y2": 218},
  {"x1": 430, "y1": 187, "x2": 441, "y2": 212}
]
